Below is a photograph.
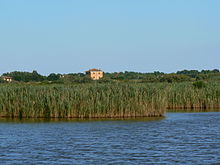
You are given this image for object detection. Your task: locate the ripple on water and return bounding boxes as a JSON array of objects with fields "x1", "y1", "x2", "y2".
[{"x1": 0, "y1": 112, "x2": 220, "y2": 164}]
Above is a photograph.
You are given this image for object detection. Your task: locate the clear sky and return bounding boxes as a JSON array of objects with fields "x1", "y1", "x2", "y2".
[{"x1": 0, "y1": 0, "x2": 219, "y2": 75}]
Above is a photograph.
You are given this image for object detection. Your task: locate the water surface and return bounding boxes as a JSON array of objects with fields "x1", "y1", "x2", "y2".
[{"x1": 0, "y1": 112, "x2": 220, "y2": 164}]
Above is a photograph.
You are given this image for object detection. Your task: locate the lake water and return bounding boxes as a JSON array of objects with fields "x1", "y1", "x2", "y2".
[{"x1": 0, "y1": 112, "x2": 220, "y2": 165}]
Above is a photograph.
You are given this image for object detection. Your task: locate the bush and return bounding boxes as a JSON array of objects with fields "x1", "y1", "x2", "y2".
[{"x1": 193, "y1": 81, "x2": 206, "y2": 89}]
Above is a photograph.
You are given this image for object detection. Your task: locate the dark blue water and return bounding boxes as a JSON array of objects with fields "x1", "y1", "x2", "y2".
[{"x1": 0, "y1": 112, "x2": 220, "y2": 165}]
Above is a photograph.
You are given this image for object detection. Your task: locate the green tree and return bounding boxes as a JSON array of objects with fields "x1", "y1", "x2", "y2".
[{"x1": 47, "y1": 73, "x2": 60, "y2": 81}]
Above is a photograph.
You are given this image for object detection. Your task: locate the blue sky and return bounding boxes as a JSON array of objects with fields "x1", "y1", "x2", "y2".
[{"x1": 0, "y1": 0, "x2": 219, "y2": 75}]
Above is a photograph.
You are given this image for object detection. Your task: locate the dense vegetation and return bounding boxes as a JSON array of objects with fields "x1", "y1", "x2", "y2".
[
  {"x1": 0, "y1": 69, "x2": 219, "y2": 118},
  {"x1": 167, "y1": 82, "x2": 220, "y2": 111},
  {"x1": 0, "y1": 83, "x2": 166, "y2": 118},
  {"x1": 0, "y1": 82, "x2": 219, "y2": 118},
  {"x1": 1, "y1": 69, "x2": 220, "y2": 83}
]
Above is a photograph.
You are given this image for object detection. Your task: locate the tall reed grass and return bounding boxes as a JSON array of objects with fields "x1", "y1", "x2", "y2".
[
  {"x1": 166, "y1": 82, "x2": 220, "y2": 111},
  {"x1": 0, "y1": 83, "x2": 167, "y2": 118},
  {"x1": 0, "y1": 82, "x2": 219, "y2": 118}
]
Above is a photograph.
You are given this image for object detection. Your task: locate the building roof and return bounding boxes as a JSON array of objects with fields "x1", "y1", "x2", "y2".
[
  {"x1": 1, "y1": 76, "x2": 12, "y2": 79},
  {"x1": 85, "y1": 68, "x2": 103, "y2": 73}
]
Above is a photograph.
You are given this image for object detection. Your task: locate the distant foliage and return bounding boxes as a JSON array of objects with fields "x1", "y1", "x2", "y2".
[
  {"x1": 3, "y1": 70, "x2": 45, "y2": 82},
  {"x1": 193, "y1": 81, "x2": 206, "y2": 89},
  {"x1": 176, "y1": 69, "x2": 220, "y2": 81},
  {"x1": 0, "y1": 79, "x2": 6, "y2": 83},
  {"x1": 47, "y1": 73, "x2": 61, "y2": 81},
  {"x1": 1, "y1": 69, "x2": 220, "y2": 83},
  {"x1": 159, "y1": 74, "x2": 191, "y2": 83}
]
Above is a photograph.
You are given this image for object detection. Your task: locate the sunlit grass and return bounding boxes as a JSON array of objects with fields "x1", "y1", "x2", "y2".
[
  {"x1": 0, "y1": 83, "x2": 166, "y2": 118},
  {"x1": 0, "y1": 82, "x2": 219, "y2": 118}
]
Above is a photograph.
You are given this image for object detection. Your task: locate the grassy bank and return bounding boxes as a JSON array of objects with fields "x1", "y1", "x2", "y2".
[{"x1": 0, "y1": 82, "x2": 219, "y2": 118}]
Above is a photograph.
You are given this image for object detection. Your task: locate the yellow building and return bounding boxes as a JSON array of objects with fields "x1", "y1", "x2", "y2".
[{"x1": 85, "y1": 69, "x2": 104, "y2": 80}]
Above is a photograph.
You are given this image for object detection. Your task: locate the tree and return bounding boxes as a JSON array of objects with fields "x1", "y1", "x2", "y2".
[
  {"x1": 2, "y1": 70, "x2": 45, "y2": 82},
  {"x1": 47, "y1": 73, "x2": 60, "y2": 81}
]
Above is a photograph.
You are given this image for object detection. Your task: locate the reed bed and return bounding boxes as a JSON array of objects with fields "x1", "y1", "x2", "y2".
[
  {"x1": 0, "y1": 83, "x2": 167, "y2": 118},
  {"x1": 166, "y1": 82, "x2": 220, "y2": 111},
  {"x1": 0, "y1": 82, "x2": 219, "y2": 118}
]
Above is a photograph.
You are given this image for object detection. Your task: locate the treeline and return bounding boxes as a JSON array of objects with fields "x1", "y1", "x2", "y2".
[
  {"x1": 105, "y1": 69, "x2": 220, "y2": 82},
  {"x1": 1, "y1": 69, "x2": 220, "y2": 83},
  {"x1": 1, "y1": 71, "x2": 90, "y2": 83}
]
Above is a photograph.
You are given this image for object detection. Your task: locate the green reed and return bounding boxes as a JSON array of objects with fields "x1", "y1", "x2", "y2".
[
  {"x1": 0, "y1": 82, "x2": 219, "y2": 118},
  {"x1": 0, "y1": 83, "x2": 167, "y2": 118},
  {"x1": 166, "y1": 82, "x2": 220, "y2": 111}
]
